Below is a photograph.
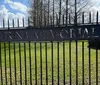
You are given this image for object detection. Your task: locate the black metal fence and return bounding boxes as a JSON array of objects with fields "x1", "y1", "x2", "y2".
[
  {"x1": 0, "y1": 41, "x2": 100, "y2": 85},
  {"x1": 0, "y1": 1, "x2": 100, "y2": 84}
]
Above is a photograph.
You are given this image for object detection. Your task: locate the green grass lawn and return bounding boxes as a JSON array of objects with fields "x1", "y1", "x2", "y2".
[{"x1": 0, "y1": 41, "x2": 100, "y2": 85}]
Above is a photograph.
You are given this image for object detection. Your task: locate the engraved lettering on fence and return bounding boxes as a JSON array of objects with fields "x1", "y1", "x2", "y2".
[
  {"x1": 60, "y1": 29, "x2": 69, "y2": 38},
  {"x1": 82, "y1": 28, "x2": 89, "y2": 37},
  {"x1": 25, "y1": 32, "x2": 28, "y2": 39},
  {"x1": 34, "y1": 30, "x2": 39, "y2": 39},
  {"x1": 16, "y1": 32, "x2": 22, "y2": 39},
  {"x1": 78, "y1": 28, "x2": 82, "y2": 35},
  {"x1": 8, "y1": 31, "x2": 12, "y2": 39},
  {"x1": 0, "y1": 25, "x2": 99, "y2": 41},
  {"x1": 70, "y1": 28, "x2": 76, "y2": 38},
  {"x1": 50, "y1": 30, "x2": 55, "y2": 38}
]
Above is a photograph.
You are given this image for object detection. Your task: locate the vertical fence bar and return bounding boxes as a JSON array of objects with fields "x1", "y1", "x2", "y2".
[
  {"x1": 96, "y1": 11, "x2": 98, "y2": 85},
  {"x1": 4, "y1": 43, "x2": 7, "y2": 85},
  {"x1": 0, "y1": 43, "x2": 3, "y2": 85},
  {"x1": 96, "y1": 48, "x2": 98, "y2": 85},
  {"x1": 82, "y1": 14, "x2": 85, "y2": 85},
  {"x1": 51, "y1": 42, "x2": 53, "y2": 85},
  {"x1": 69, "y1": 14, "x2": 71, "y2": 25},
  {"x1": 45, "y1": 42, "x2": 48, "y2": 85},
  {"x1": 89, "y1": 12, "x2": 91, "y2": 24},
  {"x1": 34, "y1": 42, "x2": 37, "y2": 85},
  {"x1": 23, "y1": 18, "x2": 25, "y2": 27},
  {"x1": 39, "y1": 13, "x2": 42, "y2": 27},
  {"x1": 53, "y1": 0, "x2": 55, "y2": 26},
  {"x1": 44, "y1": 11, "x2": 46, "y2": 27},
  {"x1": 9, "y1": 42, "x2": 12, "y2": 85},
  {"x1": 8, "y1": 19, "x2": 10, "y2": 30},
  {"x1": 40, "y1": 42, "x2": 42, "y2": 85},
  {"x1": 56, "y1": 14, "x2": 59, "y2": 26},
  {"x1": 19, "y1": 43, "x2": 22, "y2": 85},
  {"x1": 48, "y1": 0, "x2": 50, "y2": 26},
  {"x1": 69, "y1": 41, "x2": 72, "y2": 85},
  {"x1": 59, "y1": 0, "x2": 62, "y2": 25},
  {"x1": 82, "y1": 42, "x2": 84, "y2": 85},
  {"x1": 36, "y1": 0, "x2": 39, "y2": 27},
  {"x1": 14, "y1": 43, "x2": 17, "y2": 85},
  {"x1": 17, "y1": 18, "x2": 19, "y2": 27},
  {"x1": 57, "y1": 42, "x2": 60, "y2": 85},
  {"x1": 66, "y1": 0, "x2": 68, "y2": 25},
  {"x1": 33, "y1": 0, "x2": 36, "y2": 27},
  {"x1": 28, "y1": 17, "x2": 30, "y2": 26},
  {"x1": 51, "y1": 42, "x2": 54, "y2": 85},
  {"x1": 41, "y1": 0, "x2": 43, "y2": 27},
  {"x1": 3, "y1": 19, "x2": 5, "y2": 28},
  {"x1": 88, "y1": 45, "x2": 91, "y2": 85},
  {"x1": 24, "y1": 43, "x2": 27, "y2": 85},
  {"x1": 43, "y1": 2, "x2": 46, "y2": 27},
  {"x1": 12, "y1": 19, "x2": 14, "y2": 28},
  {"x1": 96, "y1": 11, "x2": 98, "y2": 25},
  {"x1": 82, "y1": 12, "x2": 84, "y2": 24},
  {"x1": 29, "y1": 41, "x2": 32, "y2": 85},
  {"x1": 62, "y1": 15, "x2": 65, "y2": 25},
  {"x1": 63, "y1": 42, "x2": 65, "y2": 85},
  {"x1": 76, "y1": 41, "x2": 78, "y2": 85},
  {"x1": 13, "y1": 19, "x2": 16, "y2": 38},
  {"x1": 50, "y1": 16, "x2": 53, "y2": 26},
  {"x1": 74, "y1": 0, "x2": 77, "y2": 25}
]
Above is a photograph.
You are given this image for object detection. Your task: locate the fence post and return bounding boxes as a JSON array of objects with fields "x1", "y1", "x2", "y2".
[
  {"x1": 0, "y1": 43, "x2": 1, "y2": 68},
  {"x1": 74, "y1": 0, "x2": 77, "y2": 25}
]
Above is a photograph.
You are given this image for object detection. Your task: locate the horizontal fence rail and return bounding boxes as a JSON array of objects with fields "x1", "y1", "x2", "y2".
[{"x1": 0, "y1": 24, "x2": 99, "y2": 42}]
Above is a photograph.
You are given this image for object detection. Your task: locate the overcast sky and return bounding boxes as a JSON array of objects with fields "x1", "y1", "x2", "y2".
[
  {"x1": 0, "y1": 0, "x2": 30, "y2": 27},
  {"x1": 0, "y1": 0, "x2": 29, "y2": 20},
  {"x1": 0, "y1": 0, "x2": 100, "y2": 19},
  {"x1": 0, "y1": 0, "x2": 100, "y2": 27}
]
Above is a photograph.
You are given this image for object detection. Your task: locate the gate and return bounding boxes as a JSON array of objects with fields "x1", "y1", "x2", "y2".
[{"x1": 0, "y1": 8, "x2": 100, "y2": 85}]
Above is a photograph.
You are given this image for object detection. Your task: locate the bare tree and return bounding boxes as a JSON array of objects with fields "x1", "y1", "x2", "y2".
[
  {"x1": 29, "y1": 0, "x2": 93, "y2": 26},
  {"x1": 62, "y1": 0, "x2": 93, "y2": 24},
  {"x1": 29, "y1": 0, "x2": 49, "y2": 27}
]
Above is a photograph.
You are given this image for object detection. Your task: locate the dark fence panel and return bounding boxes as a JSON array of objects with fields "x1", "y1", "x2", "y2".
[
  {"x1": 0, "y1": 0, "x2": 100, "y2": 85},
  {"x1": 0, "y1": 41, "x2": 100, "y2": 85},
  {"x1": 0, "y1": 11, "x2": 100, "y2": 85}
]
